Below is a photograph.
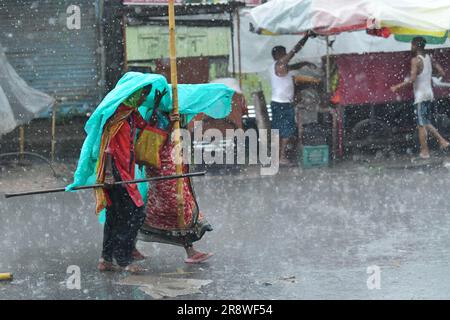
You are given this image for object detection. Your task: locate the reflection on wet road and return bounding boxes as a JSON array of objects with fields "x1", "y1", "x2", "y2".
[{"x1": 1, "y1": 165, "x2": 450, "y2": 299}]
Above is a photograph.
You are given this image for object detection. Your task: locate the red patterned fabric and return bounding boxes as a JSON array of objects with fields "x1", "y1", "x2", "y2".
[
  {"x1": 105, "y1": 104, "x2": 147, "y2": 208},
  {"x1": 144, "y1": 141, "x2": 201, "y2": 230}
]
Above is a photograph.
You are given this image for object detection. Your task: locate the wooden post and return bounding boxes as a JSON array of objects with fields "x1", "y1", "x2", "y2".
[
  {"x1": 19, "y1": 126, "x2": 24, "y2": 153},
  {"x1": 326, "y1": 36, "x2": 330, "y2": 94},
  {"x1": 122, "y1": 15, "x2": 128, "y2": 73},
  {"x1": 168, "y1": 0, "x2": 186, "y2": 229},
  {"x1": 331, "y1": 109, "x2": 338, "y2": 160},
  {"x1": 51, "y1": 104, "x2": 57, "y2": 162},
  {"x1": 19, "y1": 126, "x2": 25, "y2": 161},
  {"x1": 229, "y1": 11, "x2": 236, "y2": 77},
  {"x1": 236, "y1": 8, "x2": 243, "y2": 89},
  {"x1": 326, "y1": 36, "x2": 337, "y2": 158}
]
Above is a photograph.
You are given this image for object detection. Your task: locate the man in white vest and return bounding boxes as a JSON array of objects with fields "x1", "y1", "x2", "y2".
[
  {"x1": 391, "y1": 37, "x2": 448, "y2": 159},
  {"x1": 270, "y1": 31, "x2": 316, "y2": 165}
]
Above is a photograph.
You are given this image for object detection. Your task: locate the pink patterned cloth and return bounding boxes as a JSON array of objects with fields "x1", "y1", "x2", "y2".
[{"x1": 144, "y1": 141, "x2": 201, "y2": 230}]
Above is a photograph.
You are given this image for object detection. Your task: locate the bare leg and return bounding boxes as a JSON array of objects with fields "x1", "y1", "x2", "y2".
[
  {"x1": 185, "y1": 245, "x2": 201, "y2": 258},
  {"x1": 418, "y1": 126, "x2": 430, "y2": 158},
  {"x1": 298, "y1": 126, "x2": 304, "y2": 151},
  {"x1": 280, "y1": 138, "x2": 290, "y2": 164},
  {"x1": 425, "y1": 124, "x2": 449, "y2": 148},
  {"x1": 97, "y1": 258, "x2": 117, "y2": 272},
  {"x1": 132, "y1": 248, "x2": 147, "y2": 261},
  {"x1": 296, "y1": 110, "x2": 304, "y2": 151},
  {"x1": 132, "y1": 238, "x2": 147, "y2": 261}
]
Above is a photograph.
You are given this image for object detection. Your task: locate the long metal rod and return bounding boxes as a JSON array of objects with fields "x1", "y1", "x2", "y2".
[{"x1": 3, "y1": 171, "x2": 206, "y2": 199}]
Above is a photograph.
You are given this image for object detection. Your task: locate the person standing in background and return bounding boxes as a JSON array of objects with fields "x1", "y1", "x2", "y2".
[
  {"x1": 270, "y1": 31, "x2": 316, "y2": 165},
  {"x1": 391, "y1": 36, "x2": 449, "y2": 159}
]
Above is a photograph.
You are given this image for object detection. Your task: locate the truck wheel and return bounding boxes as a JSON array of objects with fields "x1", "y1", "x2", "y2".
[{"x1": 351, "y1": 119, "x2": 391, "y2": 148}]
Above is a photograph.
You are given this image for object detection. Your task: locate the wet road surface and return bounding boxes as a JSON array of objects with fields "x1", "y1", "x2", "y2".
[{"x1": 1, "y1": 163, "x2": 450, "y2": 299}]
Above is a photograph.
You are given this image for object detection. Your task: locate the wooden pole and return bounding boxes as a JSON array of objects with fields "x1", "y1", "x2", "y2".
[
  {"x1": 51, "y1": 104, "x2": 57, "y2": 162},
  {"x1": 168, "y1": 0, "x2": 186, "y2": 229},
  {"x1": 19, "y1": 126, "x2": 25, "y2": 161},
  {"x1": 229, "y1": 11, "x2": 236, "y2": 77},
  {"x1": 19, "y1": 126, "x2": 24, "y2": 154},
  {"x1": 122, "y1": 15, "x2": 128, "y2": 72},
  {"x1": 326, "y1": 36, "x2": 337, "y2": 159},
  {"x1": 236, "y1": 8, "x2": 243, "y2": 89},
  {"x1": 326, "y1": 36, "x2": 330, "y2": 94}
]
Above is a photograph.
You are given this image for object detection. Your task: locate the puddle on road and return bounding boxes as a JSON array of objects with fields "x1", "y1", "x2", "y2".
[
  {"x1": 116, "y1": 275, "x2": 213, "y2": 299},
  {"x1": 257, "y1": 275, "x2": 299, "y2": 286}
]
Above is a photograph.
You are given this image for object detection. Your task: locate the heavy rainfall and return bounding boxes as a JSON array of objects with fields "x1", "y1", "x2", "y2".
[{"x1": 1, "y1": 0, "x2": 450, "y2": 301}]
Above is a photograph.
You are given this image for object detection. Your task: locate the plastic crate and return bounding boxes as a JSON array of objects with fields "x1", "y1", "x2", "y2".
[{"x1": 301, "y1": 145, "x2": 329, "y2": 168}]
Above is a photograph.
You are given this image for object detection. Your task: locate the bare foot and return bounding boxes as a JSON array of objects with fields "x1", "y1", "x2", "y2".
[
  {"x1": 279, "y1": 158, "x2": 294, "y2": 166},
  {"x1": 97, "y1": 259, "x2": 117, "y2": 272},
  {"x1": 185, "y1": 251, "x2": 214, "y2": 264},
  {"x1": 132, "y1": 248, "x2": 147, "y2": 261},
  {"x1": 419, "y1": 152, "x2": 430, "y2": 159}
]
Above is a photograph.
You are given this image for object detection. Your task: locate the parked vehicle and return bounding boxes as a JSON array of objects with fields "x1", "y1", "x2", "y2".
[
  {"x1": 188, "y1": 78, "x2": 249, "y2": 171},
  {"x1": 325, "y1": 49, "x2": 450, "y2": 156}
]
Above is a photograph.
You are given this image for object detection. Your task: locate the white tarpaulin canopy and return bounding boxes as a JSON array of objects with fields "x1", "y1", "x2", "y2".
[
  {"x1": 0, "y1": 44, "x2": 55, "y2": 136},
  {"x1": 249, "y1": 0, "x2": 450, "y2": 35},
  {"x1": 229, "y1": 8, "x2": 450, "y2": 74}
]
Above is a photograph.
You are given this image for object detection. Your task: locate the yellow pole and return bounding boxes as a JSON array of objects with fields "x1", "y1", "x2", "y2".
[
  {"x1": 168, "y1": 0, "x2": 185, "y2": 229},
  {"x1": 0, "y1": 273, "x2": 13, "y2": 281}
]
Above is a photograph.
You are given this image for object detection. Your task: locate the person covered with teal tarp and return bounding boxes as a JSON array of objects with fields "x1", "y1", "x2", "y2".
[
  {"x1": 94, "y1": 85, "x2": 152, "y2": 273},
  {"x1": 67, "y1": 72, "x2": 235, "y2": 272}
]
